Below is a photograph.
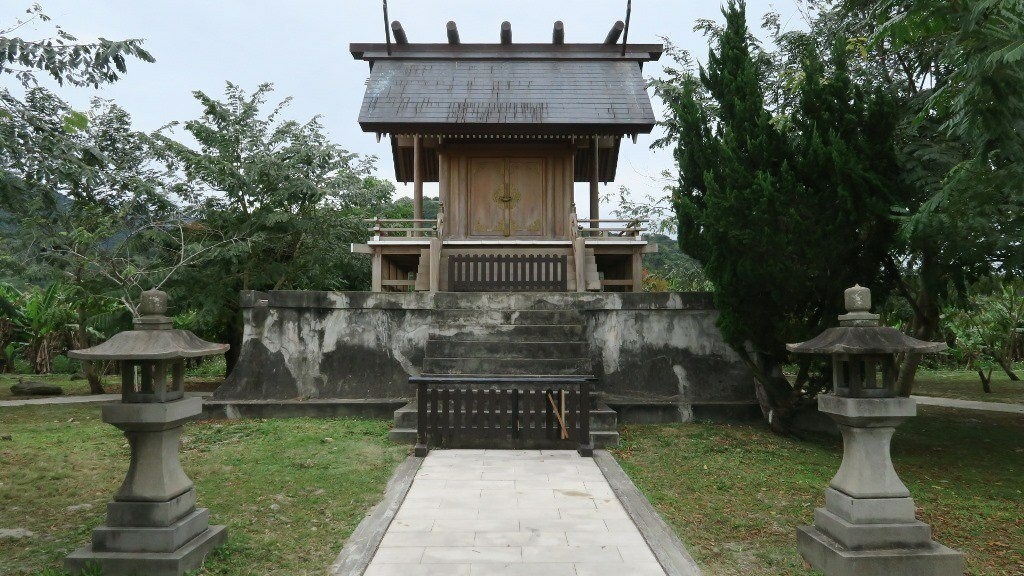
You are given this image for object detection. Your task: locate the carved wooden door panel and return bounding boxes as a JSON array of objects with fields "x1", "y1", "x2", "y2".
[{"x1": 469, "y1": 157, "x2": 545, "y2": 238}]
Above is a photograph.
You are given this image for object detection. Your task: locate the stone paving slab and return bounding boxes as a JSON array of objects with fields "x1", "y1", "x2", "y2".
[
  {"x1": 352, "y1": 449, "x2": 695, "y2": 576},
  {"x1": 911, "y1": 395, "x2": 1024, "y2": 414},
  {"x1": 0, "y1": 391, "x2": 212, "y2": 408}
]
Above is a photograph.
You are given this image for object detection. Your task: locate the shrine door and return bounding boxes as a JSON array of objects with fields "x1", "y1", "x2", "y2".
[{"x1": 468, "y1": 157, "x2": 545, "y2": 238}]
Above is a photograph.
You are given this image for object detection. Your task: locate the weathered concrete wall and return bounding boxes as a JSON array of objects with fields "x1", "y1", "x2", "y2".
[{"x1": 215, "y1": 290, "x2": 755, "y2": 419}]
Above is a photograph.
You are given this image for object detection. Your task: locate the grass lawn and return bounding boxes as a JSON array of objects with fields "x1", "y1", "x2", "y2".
[
  {"x1": 0, "y1": 405, "x2": 408, "y2": 576},
  {"x1": 613, "y1": 406, "x2": 1024, "y2": 576},
  {"x1": 914, "y1": 368, "x2": 1024, "y2": 404}
]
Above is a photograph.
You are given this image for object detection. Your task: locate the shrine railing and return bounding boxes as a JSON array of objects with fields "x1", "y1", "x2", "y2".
[
  {"x1": 448, "y1": 253, "x2": 568, "y2": 292},
  {"x1": 576, "y1": 218, "x2": 648, "y2": 238},
  {"x1": 411, "y1": 376, "x2": 594, "y2": 456},
  {"x1": 366, "y1": 214, "x2": 443, "y2": 240}
]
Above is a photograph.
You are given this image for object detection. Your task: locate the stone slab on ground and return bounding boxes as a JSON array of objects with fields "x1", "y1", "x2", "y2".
[
  {"x1": 334, "y1": 449, "x2": 702, "y2": 576},
  {"x1": 10, "y1": 380, "x2": 63, "y2": 396},
  {"x1": 912, "y1": 395, "x2": 1024, "y2": 414}
]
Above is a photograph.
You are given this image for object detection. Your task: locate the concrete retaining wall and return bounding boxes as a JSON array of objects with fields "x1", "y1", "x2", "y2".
[{"x1": 214, "y1": 291, "x2": 756, "y2": 421}]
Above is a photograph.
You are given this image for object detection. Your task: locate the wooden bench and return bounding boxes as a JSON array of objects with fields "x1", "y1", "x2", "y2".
[{"x1": 410, "y1": 375, "x2": 594, "y2": 456}]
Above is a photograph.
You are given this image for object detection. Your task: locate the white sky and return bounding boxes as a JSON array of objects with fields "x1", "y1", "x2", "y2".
[{"x1": 2, "y1": 0, "x2": 804, "y2": 218}]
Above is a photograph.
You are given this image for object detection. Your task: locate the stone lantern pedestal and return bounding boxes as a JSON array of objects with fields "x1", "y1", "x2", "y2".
[
  {"x1": 788, "y1": 286, "x2": 963, "y2": 576},
  {"x1": 64, "y1": 290, "x2": 227, "y2": 576}
]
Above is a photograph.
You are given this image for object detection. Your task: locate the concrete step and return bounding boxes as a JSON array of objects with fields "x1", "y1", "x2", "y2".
[
  {"x1": 425, "y1": 340, "x2": 589, "y2": 360},
  {"x1": 388, "y1": 427, "x2": 619, "y2": 448},
  {"x1": 429, "y1": 309, "x2": 586, "y2": 327},
  {"x1": 393, "y1": 401, "x2": 618, "y2": 430},
  {"x1": 429, "y1": 324, "x2": 585, "y2": 343},
  {"x1": 422, "y1": 357, "x2": 593, "y2": 376}
]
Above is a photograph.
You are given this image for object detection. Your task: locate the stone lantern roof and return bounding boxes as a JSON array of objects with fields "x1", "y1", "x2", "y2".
[
  {"x1": 786, "y1": 285, "x2": 946, "y2": 356},
  {"x1": 68, "y1": 289, "x2": 228, "y2": 361}
]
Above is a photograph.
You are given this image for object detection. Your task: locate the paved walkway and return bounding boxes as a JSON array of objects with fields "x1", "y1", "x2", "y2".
[
  {"x1": 0, "y1": 391, "x2": 212, "y2": 408},
  {"x1": 359, "y1": 450, "x2": 676, "y2": 576},
  {"x1": 912, "y1": 395, "x2": 1024, "y2": 414}
]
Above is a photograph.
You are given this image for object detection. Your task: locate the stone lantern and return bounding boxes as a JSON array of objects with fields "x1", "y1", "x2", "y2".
[
  {"x1": 787, "y1": 285, "x2": 963, "y2": 576},
  {"x1": 64, "y1": 290, "x2": 228, "y2": 576}
]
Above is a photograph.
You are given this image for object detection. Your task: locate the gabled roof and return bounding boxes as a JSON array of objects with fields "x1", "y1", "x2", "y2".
[{"x1": 351, "y1": 43, "x2": 662, "y2": 136}]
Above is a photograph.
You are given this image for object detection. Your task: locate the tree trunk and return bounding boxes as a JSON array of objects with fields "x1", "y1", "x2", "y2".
[
  {"x1": 77, "y1": 305, "x2": 105, "y2": 394},
  {"x1": 978, "y1": 368, "x2": 993, "y2": 393},
  {"x1": 896, "y1": 283, "x2": 941, "y2": 396},
  {"x1": 736, "y1": 349, "x2": 796, "y2": 435},
  {"x1": 224, "y1": 310, "x2": 242, "y2": 377},
  {"x1": 997, "y1": 358, "x2": 1020, "y2": 381}
]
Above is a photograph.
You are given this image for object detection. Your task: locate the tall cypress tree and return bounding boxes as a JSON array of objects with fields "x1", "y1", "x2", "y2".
[{"x1": 665, "y1": 1, "x2": 902, "y2": 428}]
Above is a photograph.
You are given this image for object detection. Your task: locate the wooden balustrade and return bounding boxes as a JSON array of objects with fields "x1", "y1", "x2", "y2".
[
  {"x1": 412, "y1": 376, "x2": 593, "y2": 456},
  {"x1": 449, "y1": 253, "x2": 567, "y2": 292}
]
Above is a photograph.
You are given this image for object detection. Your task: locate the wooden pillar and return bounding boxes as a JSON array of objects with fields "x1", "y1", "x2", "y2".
[
  {"x1": 631, "y1": 250, "x2": 643, "y2": 293},
  {"x1": 429, "y1": 237, "x2": 441, "y2": 292},
  {"x1": 590, "y1": 135, "x2": 600, "y2": 224},
  {"x1": 371, "y1": 250, "x2": 383, "y2": 292},
  {"x1": 413, "y1": 134, "x2": 423, "y2": 229}
]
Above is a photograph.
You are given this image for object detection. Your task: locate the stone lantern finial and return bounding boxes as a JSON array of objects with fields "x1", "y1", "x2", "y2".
[
  {"x1": 135, "y1": 289, "x2": 173, "y2": 330},
  {"x1": 838, "y1": 284, "x2": 880, "y2": 327}
]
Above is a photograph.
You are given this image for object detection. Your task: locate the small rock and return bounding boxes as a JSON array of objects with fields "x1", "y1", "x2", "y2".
[
  {"x1": 0, "y1": 528, "x2": 35, "y2": 539},
  {"x1": 269, "y1": 503, "x2": 281, "y2": 511},
  {"x1": 66, "y1": 503, "x2": 93, "y2": 513},
  {"x1": 1, "y1": 434, "x2": 11, "y2": 441},
  {"x1": 322, "y1": 437, "x2": 334, "y2": 443},
  {"x1": 10, "y1": 379, "x2": 63, "y2": 396}
]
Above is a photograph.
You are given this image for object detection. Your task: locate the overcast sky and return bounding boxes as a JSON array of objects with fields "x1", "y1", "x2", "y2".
[{"x1": 3, "y1": 1, "x2": 803, "y2": 217}]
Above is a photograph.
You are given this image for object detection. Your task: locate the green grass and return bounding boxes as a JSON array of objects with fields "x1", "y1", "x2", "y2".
[
  {"x1": 0, "y1": 405, "x2": 409, "y2": 575},
  {"x1": 613, "y1": 406, "x2": 1024, "y2": 576},
  {"x1": 914, "y1": 368, "x2": 1024, "y2": 404}
]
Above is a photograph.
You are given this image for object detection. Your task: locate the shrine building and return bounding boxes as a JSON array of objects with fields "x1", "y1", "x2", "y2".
[{"x1": 351, "y1": 20, "x2": 662, "y2": 293}]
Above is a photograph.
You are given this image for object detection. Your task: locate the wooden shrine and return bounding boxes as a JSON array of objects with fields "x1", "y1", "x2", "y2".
[{"x1": 351, "y1": 20, "x2": 663, "y2": 292}]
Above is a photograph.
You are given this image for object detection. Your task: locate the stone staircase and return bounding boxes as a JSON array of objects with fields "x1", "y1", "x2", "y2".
[{"x1": 389, "y1": 308, "x2": 619, "y2": 447}]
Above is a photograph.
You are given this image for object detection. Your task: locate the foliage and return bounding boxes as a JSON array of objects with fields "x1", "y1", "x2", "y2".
[
  {"x1": 655, "y1": 1, "x2": 904, "y2": 427},
  {"x1": 0, "y1": 3, "x2": 154, "y2": 89},
  {"x1": 943, "y1": 280, "x2": 1024, "y2": 391},
  {"x1": 641, "y1": 234, "x2": 714, "y2": 292},
  {"x1": 152, "y1": 82, "x2": 395, "y2": 372}
]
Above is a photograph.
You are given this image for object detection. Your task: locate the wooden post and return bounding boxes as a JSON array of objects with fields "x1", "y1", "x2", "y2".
[
  {"x1": 415, "y1": 380, "x2": 428, "y2": 456},
  {"x1": 500, "y1": 21, "x2": 512, "y2": 44},
  {"x1": 413, "y1": 134, "x2": 423, "y2": 230},
  {"x1": 578, "y1": 380, "x2": 593, "y2": 456},
  {"x1": 446, "y1": 21, "x2": 459, "y2": 44},
  {"x1": 429, "y1": 237, "x2": 441, "y2": 292},
  {"x1": 574, "y1": 237, "x2": 586, "y2": 293},
  {"x1": 391, "y1": 21, "x2": 408, "y2": 44},
  {"x1": 604, "y1": 21, "x2": 624, "y2": 45},
  {"x1": 371, "y1": 250, "x2": 383, "y2": 292},
  {"x1": 552, "y1": 21, "x2": 564, "y2": 44},
  {"x1": 631, "y1": 250, "x2": 643, "y2": 293},
  {"x1": 590, "y1": 136, "x2": 600, "y2": 224}
]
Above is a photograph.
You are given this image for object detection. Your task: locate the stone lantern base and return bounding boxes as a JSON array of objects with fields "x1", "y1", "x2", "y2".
[
  {"x1": 796, "y1": 395, "x2": 963, "y2": 576},
  {"x1": 797, "y1": 525, "x2": 963, "y2": 576},
  {"x1": 64, "y1": 397, "x2": 227, "y2": 576}
]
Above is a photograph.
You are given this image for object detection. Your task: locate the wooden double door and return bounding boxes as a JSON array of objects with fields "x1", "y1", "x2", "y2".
[{"x1": 468, "y1": 157, "x2": 545, "y2": 238}]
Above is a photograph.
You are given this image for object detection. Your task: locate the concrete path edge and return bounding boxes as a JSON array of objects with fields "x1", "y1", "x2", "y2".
[
  {"x1": 594, "y1": 450, "x2": 703, "y2": 576},
  {"x1": 328, "y1": 454, "x2": 423, "y2": 576}
]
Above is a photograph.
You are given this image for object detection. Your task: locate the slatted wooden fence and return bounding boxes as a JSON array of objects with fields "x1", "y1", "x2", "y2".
[
  {"x1": 410, "y1": 376, "x2": 593, "y2": 456},
  {"x1": 448, "y1": 254, "x2": 568, "y2": 291}
]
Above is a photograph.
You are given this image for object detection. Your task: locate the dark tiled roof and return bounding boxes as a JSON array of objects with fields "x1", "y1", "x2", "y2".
[{"x1": 358, "y1": 59, "x2": 656, "y2": 135}]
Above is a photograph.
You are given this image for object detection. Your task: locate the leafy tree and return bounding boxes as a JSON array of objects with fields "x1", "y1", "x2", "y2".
[
  {"x1": 656, "y1": 1, "x2": 905, "y2": 428},
  {"x1": 944, "y1": 281, "x2": 1024, "y2": 391},
  {"x1": 0, "y1": 3, "x2": 153, "y2": 88},
  {"x1": 1, "y1": 90, "x2": 182, "y2": 390},
  {"x1": 841, "y1": 0, "x2": 1024, "y2": 388},
  {"x1": 153, "y1": 83, "x2": 395, "y2": 373}
]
